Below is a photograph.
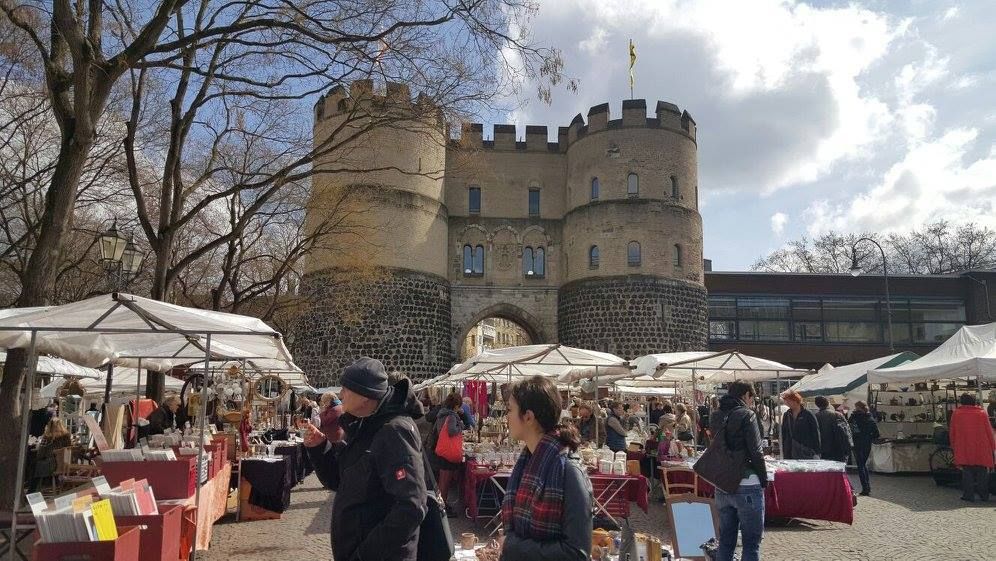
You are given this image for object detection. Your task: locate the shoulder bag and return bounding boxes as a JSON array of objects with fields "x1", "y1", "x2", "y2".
[
  {"x1": 434, "y1": 416, "x2": 464, "y2": 464},
  {"x1": 417, "y1": 452, "x2": 455, "y2": 561},
  {"x1": 693, "y1": 412, "x2": 746, "y2": 494}
]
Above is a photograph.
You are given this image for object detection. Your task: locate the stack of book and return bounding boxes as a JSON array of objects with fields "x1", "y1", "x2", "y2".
[
  {"x1": 93, "y1": 475, "x2": 159, "y2": 517},
  {"x1": 100, "y1": 448, "x2": 176, "y2": 462},
  {"x1": 27, "y1": 491, "x2": 118, "y2": 543}
]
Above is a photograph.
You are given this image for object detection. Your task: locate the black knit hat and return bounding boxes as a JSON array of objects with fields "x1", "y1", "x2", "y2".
[{"x1": 341, "y1": 357, "x2": 389, "y2": 400}]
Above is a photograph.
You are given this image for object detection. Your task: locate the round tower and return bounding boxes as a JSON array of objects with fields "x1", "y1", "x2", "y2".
[
  {"x1": 558, "y1": 99, "x2": 707, "y2": 358},
  {"x1": 295, "y1": 80, "x2": 452, "y2": 384}
]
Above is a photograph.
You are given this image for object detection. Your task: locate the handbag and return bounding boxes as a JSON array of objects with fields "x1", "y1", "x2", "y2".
[
  {"x1": 677, "y1": 430, "x2": 694, "y2": 442},
  {"x1": 434, "y1": 417, "x2": 463, "y2": 464},
  {"x1": 693, "y1": 413, "x2": 745, "y2": 494},
  {"x1": 417, "y1": 453, "x2": 454, "y2": 561}
]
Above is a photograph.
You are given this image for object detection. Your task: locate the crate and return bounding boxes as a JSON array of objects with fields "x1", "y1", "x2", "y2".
[
  {"x1": 101, "y1": 456, "x2": 197, "y2": 499},
  {"x1": 116, "y1": 505, "x2": 182, "y2": 561},
  {"x1": 33, "y1": 525, "x2": 141, "y2": 561}
]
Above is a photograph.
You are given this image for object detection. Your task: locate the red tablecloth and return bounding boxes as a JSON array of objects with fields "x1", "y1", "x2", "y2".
[
  {"x1": 660, "y1": 467, "x2": 853, "y2": 525},
  {"x1": 464, "y1": 461, "x2": 648, "y2": 520}
]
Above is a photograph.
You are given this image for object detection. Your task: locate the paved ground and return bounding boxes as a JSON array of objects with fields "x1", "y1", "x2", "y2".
[{"x1": 202, "y1": 472, "x2": 995, "y2": 560}]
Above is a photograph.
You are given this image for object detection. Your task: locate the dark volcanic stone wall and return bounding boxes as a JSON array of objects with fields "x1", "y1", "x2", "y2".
[
  {"x1": 293, "y1": 268, "x2": 453, "y2": 386},
  {"x1": 558, "y1": 275, "x2": 707, "y2": 359}
]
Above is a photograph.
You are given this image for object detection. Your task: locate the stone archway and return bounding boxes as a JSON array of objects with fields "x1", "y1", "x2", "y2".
[{"x1": 454, "y1": 302, "x2": 549, "y2": 361}]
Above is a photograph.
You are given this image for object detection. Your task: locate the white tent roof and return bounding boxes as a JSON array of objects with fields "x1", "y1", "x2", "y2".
[
  {"x1": 868, "y1": 322, "x2": 996, "y2": 383},
  {"x1": 583, "y1": 350, "x2": 810, "y2": 387},
  {"x1": 184, "y1": 358, "x2": 309, "y2": 386},
  {"x1": 38, "y1": 367, "x2": 184, "y2": 399},
  {"x1": 0, "y1": 351, "x2": 102, "y2": 379},
  {"x1": 0, "y1": 293, "x2": 295, "y2": 371},
  {"x1": 414, "y1": 344, "x2": 631, "y2": 390},
  {"x1": 789, "y1": 352, "x2": 918, "y2": 398}
]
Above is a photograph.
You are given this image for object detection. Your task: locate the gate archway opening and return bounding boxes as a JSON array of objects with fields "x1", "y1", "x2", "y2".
[{"x1": 459, "y1": 316, "x2": 536, "y2": 361}]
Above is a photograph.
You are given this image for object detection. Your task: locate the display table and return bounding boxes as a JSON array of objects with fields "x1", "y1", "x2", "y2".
[
  {"x1": 159, "y1": 462, "x2": 231, "y2": 552},
  {"x1": 274, "y1": 442, "x2": 311, "y2": 484},
  {"x1": 462, "y1": 461, "x2": 648, "y2": 525},
  {"x1": 869, "y1": 440, "x2": 936, "y2": 473},
  {"x1": 661, "y1": 460, "x2": 854, "y2": 525},
  {"x1": 238, "y1": 456, "x2": 293, "y2": 520}
]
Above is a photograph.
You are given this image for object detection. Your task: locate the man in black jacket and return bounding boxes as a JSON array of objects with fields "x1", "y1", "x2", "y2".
[
  {"x1": 709, "y1": 382, "x2": 767, "y2": 561},
  {"x1": 814, "y1": 395, "x2": 853, "y2": 462},
  {"x1": 304, "y1": 357, "x2": 428, "y2": 561}
]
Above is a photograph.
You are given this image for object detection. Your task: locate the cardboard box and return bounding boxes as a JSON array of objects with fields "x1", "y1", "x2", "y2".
[
  {"x1": 101, "y1": 457, "x2": 197, "y2": 500},
  {"x1": 116, "y1": 505, "x2": 182, "y2": 561},
  {"x1": 33, "y1": 525, "x2": 141, "y2": 561}
]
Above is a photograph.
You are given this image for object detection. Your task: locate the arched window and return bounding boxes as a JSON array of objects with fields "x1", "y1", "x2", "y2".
[
  {"x1": 523, "y1": 246, "x2": 546, "y2": 277},
  {"x1": 474, "y1": 245, "x2": 484, "y2": 274},
  {"x1": 627, "y1": 173, "x2": 639, "y2": 197},
  {"x1": 673, "y1": 244, "x2": 683, "y2": 267},
  {"x1": 670, "y1": 176, "x2": 679, "y2": 198},
  {"x1": 589, "y1": 246, "x2": 600, "y2": 269},
  {"x1": 464, "y1": 244, "x2": 485, "y2": 276},
  {"x1": 591, "y1": 177, "x2": 600, "y2": 201},
  {"x1": 628, "y1": 241, "x2": 641, "y2": 267}
]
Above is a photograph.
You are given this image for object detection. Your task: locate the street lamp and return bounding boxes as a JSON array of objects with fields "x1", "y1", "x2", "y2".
[
  {"x1": 98, "y1": 222, "x2": 143, "y2": 292},
  {"x1": 849, "y1": 237, "x2": 894, "y2": 352}
]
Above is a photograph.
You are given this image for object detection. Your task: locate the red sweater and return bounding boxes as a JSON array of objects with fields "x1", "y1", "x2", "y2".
[{"x1": 949, "y1": 405, "x2": 995, "y2": 468}]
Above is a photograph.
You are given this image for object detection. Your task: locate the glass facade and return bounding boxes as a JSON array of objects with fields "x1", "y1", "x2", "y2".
[{"x1": 708, "y1": 295, "x2": 966, "y2": 346}]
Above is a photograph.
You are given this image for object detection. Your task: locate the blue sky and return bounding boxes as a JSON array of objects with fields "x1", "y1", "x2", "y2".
[{"x1": 485, "y1": 0, "x2": 996, "y2": 271}]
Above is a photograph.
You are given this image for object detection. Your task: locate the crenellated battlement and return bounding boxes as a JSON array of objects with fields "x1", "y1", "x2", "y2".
[
  {"x1": 453, "y1": 99, "x2": 695, "y2": 152},
  {"x1": 314, "y1": 79, "x2": 443, "y2": 127}
]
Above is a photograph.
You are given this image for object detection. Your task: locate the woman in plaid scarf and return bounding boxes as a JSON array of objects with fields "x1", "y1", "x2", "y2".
[{"x1": 500, "y1": 376, "x2": 593, "y2": 561}]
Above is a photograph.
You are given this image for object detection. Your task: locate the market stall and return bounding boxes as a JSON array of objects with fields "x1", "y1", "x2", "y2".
[
  {"x1": 788, "y1": 352, "x2": 919, "y2": 406},
  {"x1": 866, "y1": 323, "x2": 996, "y2": 475},
  {"x1": 0, "y1": 293, "x2": 300, "y2": 558},
  {"x1": 661, "y1": 458, "x2": 854, "y2": 524}
]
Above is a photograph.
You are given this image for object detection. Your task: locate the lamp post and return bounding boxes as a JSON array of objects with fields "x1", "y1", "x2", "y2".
[
  {"x1": 849, "y1": 237, "x2": 894, "y2": 352},
  {"x1": 98, "y1": 221, "x2": 143, "y2": 292}
]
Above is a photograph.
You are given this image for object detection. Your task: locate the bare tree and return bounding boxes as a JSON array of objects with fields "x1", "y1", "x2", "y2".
[
  {"x1": 0, "y1": 0, "x2": 567, "y2": 509},
  {"x1": 753, "y1": 220, "x2": 996, "y2": 274}
]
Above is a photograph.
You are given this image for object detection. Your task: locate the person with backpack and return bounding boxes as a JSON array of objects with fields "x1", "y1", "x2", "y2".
[
  {"x1": 303, "y1": 357, "x2": 432, "y2": 561},
  {"x1": 703, "y1": 382, "x2": 768, "y2": 561},
  {"x1": 814, "y1": 395, "x2": 853, "y2": 462},
  {"x1": 848, "y1": 401, "x2": 880, "y2": 496}
]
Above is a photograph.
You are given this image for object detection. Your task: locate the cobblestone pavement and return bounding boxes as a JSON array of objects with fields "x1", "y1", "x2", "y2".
[{"x1": 201, "y1": 472, "x2": 995, "y2": 560}]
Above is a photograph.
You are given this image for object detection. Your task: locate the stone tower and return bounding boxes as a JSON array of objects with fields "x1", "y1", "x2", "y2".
[
  {"x1": 557, "y1": 100, "x2": 708, "y2": 357},
  {"x1": 298, "y1": 89, "x2": 707, "y2": 386},
  {"x1": 295, "y1": 80, "x2": 453, "y2": 381}
]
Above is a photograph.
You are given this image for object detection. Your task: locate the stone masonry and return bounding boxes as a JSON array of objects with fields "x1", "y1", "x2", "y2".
[{"x1": 558, "y1": 275, "x2": 708, "y2": 359}]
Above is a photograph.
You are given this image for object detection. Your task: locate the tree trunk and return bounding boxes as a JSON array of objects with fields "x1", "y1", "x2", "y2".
[
  {"x1": 0, "y1": 349, "x2": 29, "y2": 510},
  {"x1": 1, "y1": 131, "x2": 94, "y2": 510},
  {"x1": 151, "y1": 230, "x2": 173, "y2": 301}
]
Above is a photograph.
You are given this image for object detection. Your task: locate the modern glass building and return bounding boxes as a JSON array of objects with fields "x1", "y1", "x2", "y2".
[{"x1": 704, "y1": 270, "x2": 995, "y2": 369}]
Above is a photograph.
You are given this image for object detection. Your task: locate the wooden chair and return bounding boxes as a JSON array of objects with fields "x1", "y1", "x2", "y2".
[
  {"x1": 661, "y1": 466, "x2": 699, "y2": 498},
  {"x1": 53, "y1": 447, "x2": 99, "y2": 491}
]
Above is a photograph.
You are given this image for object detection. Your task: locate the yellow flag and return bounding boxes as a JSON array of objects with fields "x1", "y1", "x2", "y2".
[{"x1": 629, "y1": 39, "x2": 637, "y2": 90}]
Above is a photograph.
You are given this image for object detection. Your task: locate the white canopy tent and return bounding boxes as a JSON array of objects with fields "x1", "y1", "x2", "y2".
[
  {"x1": 0, "y1": 350, "x2": 102, "y2": 380},
  {"x1": 789, "y1": 352, "x2": 918, "y2": 403},
  {"x1": 560, "y1": 350, "x2": 810, "y2": 386},
  {"x1": 868, "y1": 322, "x2": 996, "y2": 383},
  {"x1": 37, "y1": 367, "x2": 184, "y2": 399},
  {"x1": 184, "y1": 358, "x2": 309, "y2": 387},
  {"x1": 0, "y1": 293, "x2": 295, "y2": 371},
  {"x1": 414, "y1": 344, "x2": 631, "y2": 391},
  {"x1": 0, "y1": 293, "x2": 299, "y2": 558}
]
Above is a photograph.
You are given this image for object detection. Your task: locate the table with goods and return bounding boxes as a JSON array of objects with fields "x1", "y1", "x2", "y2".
[{"x1": 660, "y1": 458, "x2": 855, "y2": 525}]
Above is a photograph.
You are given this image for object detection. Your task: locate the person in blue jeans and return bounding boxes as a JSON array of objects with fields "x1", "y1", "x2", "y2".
[{"x1": 709, "y1": 382, "x2": 768, "y2": 561}]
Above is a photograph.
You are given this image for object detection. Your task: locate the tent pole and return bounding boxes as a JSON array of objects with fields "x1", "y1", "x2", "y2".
[
  {"x1": 10, "y1": 331, "x2": 38, "y2": 561},
  {"x1": 134, "y1": 358, "x2": 143, "y2": 448},
  {"x1": 190, "y1": 334, "x2": 212, "y2": 561}
]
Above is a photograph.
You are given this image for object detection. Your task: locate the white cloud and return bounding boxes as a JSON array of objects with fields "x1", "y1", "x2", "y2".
[
  {"x1": 942, "y1": 7, "x2": 959, "y2": 21},
  {"x1": 770, "y1": 212, "x2": 789, "y2": 236},
  {"x1": 804, "y1": 128, "x2": 996, "y2": 235}
]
